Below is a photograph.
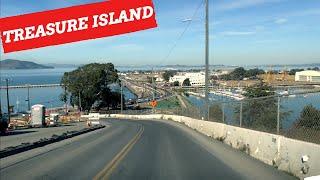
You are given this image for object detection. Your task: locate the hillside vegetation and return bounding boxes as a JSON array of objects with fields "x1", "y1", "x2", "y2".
[{"x1": 0, "y1": 59, "x2": 53, "y2": 69}]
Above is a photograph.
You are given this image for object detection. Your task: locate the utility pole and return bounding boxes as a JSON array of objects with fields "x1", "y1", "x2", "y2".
[
  {"x1": 240, "y1": 101, "x2": 243, "y2": 127},
  {"x1": 120, "y1": 80, "x2": 123, "y2": 114},
  {"x1": 27, "y1": 84, "x2": 31, "y2": 111},
  {"x1": 204, "y1": 0, "x2": 210, "y2": 120},
  {"x1": 143, "y1": 83, "x2": 145, "y2": 98},
  {"x1": 152, "y1": 69, "x2": 156, "y2": 114},
  {"x1": 64, "y1": 86, "x2": 67, "y2": 114},
  {"x1": 0, "y1": 88, "x2": 2, "y2": 120},
  {"x1": 152, "y1": 69, "x2": 155, "y2": 101},
  {"x1": 6, "y1": 79, "x2": 10, "y2": 123},
  {"x1": 78, "y1": 91, "x2": 82, "y2": 112},
  {"x1": 277, "y1": 96, "x2": 281, "y2": 134}
]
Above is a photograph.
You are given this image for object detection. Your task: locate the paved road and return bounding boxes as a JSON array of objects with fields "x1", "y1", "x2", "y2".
[
  {"x1": 0, "y1": 122, "x2": 87, "y2": 150},
  {"x1": 0, "y1": 119, "x2": 295, "y2": 180}
]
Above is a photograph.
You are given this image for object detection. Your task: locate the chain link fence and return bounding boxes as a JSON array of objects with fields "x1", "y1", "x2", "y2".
[
  {"x1": 110, "y1": 92, "x2": 320, "y2": 145},
  {"x1": 194, "y1": 92, "x2": 319, "y2": 145},
  {"x1": 206, "y1": 93, "x2": 320, "y2": 144},
  {"x1": 280, "y1": 93, "x2": 320, "y2": 144}
]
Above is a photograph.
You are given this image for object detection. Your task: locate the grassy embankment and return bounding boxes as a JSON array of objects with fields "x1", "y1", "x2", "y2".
[{"x1": 155, "y1": 96, "x2": 181, "y2": 110}]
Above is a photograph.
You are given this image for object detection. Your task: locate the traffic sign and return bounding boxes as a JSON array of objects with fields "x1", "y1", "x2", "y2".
[{"x1": 150, "y1": 100, "x2": 157, "y2": 108}]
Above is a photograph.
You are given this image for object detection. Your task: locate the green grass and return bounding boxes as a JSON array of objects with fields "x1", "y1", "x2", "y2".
[{"x1": 156, "y1": 97, "x2": 181, "y2": 110}]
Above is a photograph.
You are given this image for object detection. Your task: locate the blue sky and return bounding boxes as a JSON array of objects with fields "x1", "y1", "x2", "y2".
[{"x1": 1, "y1": 0, "x2": 320, "y2": 66}]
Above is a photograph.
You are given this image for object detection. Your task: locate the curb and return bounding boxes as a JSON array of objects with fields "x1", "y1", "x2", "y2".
[{"x1": 0, "y1": 125, "x2": 105, "y2": 159}]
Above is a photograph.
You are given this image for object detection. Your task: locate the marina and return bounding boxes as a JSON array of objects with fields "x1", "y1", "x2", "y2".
[
  {"x1": 188, "y1": 90, "x2": 245, "y2": 101},
  {"x1": 210, "y1": 89, "x2": 245, "y2": 100}
]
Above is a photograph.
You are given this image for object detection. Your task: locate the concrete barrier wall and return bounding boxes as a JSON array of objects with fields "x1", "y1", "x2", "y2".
[
  {"x1": 278, "y1": 138, "x2": 320, "y2": 178},
  {"x1": 93, "y1": 113, "x2": 319, "y2": 179}
]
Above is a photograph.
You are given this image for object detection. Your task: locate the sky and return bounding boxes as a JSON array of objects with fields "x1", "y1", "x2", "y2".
[{"x1": 0, "y1": 0, "x2": 320, "y2": 66}]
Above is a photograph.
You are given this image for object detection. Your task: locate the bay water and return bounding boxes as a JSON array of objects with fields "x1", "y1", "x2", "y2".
[{"x1": 0, "y1": 68, "x2": 136, "y2": 112}]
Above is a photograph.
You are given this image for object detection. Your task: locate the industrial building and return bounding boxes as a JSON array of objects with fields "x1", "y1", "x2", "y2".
[
  {"x1": 169, "y1": 72, "x2": 206, "y2": 86},
  {"x1": 295, "y1": 70, "x2": 320, "y2": 82}
]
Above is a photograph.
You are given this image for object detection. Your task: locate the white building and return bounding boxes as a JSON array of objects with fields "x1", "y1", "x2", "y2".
[
  {"x1": 155, "y1": 75, "x2": 164, "y2": 82},
  {"x1": 169, "y1": 72, "x2": 205, "y2": 86},
  {"x1": 295, "y1": 70, "x2": 320, "y2": 82},
  {"x1": 212, "y1": 70, "x2": 231, "y2": 76}
]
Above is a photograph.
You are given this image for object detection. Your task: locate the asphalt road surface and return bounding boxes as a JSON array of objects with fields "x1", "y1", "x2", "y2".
[
  {"x1": 0, "y1": 122, "x2": 87, "y2": 150},
  {"x1": 0, "y1": 119, "x2": 296, "y2": 180}
]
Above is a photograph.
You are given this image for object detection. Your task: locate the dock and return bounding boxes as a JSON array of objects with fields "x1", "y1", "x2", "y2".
[{"x1": 0, "y1": 84, "x2": 62, "y2": 89}]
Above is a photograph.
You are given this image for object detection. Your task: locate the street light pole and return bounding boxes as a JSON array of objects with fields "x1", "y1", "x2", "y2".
[
  {"x1": 120, "y1": 80, "x2": 123, "y2": 114},
  {"x1": 205, "y1": 0, "x2": 210, "y2": 120}
]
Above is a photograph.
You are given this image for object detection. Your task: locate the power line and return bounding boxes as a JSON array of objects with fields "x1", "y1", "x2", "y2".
[{"x1": 158, "y1": 0, "x2": 205, "y2": 66}]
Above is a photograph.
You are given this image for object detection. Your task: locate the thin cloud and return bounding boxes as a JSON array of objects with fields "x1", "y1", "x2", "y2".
[
  {"x1": 255, "y1": 39, "x2": 279, "y2": 44},
  {"x1": 111, "y1": 44, "x2": 144, "y2": 51},
  {"x1": 215, "y1": 0, "x2": 283, "y2": 11},
  {"x1": 284, "y1": 8, "x2": 320, "y2": 17},
  {"x1": 254, "y1": 26, "x2": 265, "y2": 31},
  {"x1": 275, "y1": 18, "x2": 288, "y2": 24},
  {"x1": 221, "y1": 31, "x2": 256, "y2": 36}
]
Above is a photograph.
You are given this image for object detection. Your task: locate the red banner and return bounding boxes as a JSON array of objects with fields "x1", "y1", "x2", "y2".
[{"x1": 0, "y1": 0, "x2": 157, "y2": 53}]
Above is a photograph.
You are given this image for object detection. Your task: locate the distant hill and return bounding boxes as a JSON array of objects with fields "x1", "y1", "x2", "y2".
[{"x1": 0, "y1": 59, "x2": 54, "y2": 69}]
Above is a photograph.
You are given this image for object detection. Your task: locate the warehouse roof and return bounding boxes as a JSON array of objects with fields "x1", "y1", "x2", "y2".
[{"x1": 295, "y1": 70, "x2": 320, "y2": 76}]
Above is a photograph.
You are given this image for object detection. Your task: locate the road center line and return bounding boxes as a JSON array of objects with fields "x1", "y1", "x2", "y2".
[{"x1": 93, "y1": 125, "x2": 144, "y2": 180}]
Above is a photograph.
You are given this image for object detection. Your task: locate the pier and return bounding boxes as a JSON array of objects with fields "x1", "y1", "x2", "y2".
[{"x1": 0, "y1": 84, "x2": 62, "y2": 89}]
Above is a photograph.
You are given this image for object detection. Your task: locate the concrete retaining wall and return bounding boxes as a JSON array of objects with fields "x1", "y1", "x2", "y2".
[{"x1": 87, "y1": 113, "x2": 320, "y2": 179}]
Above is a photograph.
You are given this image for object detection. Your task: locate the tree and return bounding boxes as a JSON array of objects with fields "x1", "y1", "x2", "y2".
[
  {"x1": 295, "y1": 105, "x2": 320, "y2": 129},
  {"x1": 59, "y1": 88, "x2": 69, "y2": 113},
  {"x1": 243, "y1": 83, "x2": 275, "y2": 98},
  {"x1": 231, "y1": 67, "x2": 246, "y2": 80},
  {"x1": 147, "y1": 76, "x2": 156, "y2": 84},
  {"x1": 220, "y1": 74, "x2": 232, "y2": 81},
  {"x1": 286, "y1": 104, "x2": 320, "y2": 144},
  {"x1": 245, "y1": 68, "x2": 265, "y2": 78},
  {"x1": 61, "y1": 63, "x2": 119, "y2": 112},
  {"x1": 182, "y1": 78, "x2": 191, "y2": 86},
  {"x1": 162, "y1": 70, "x2": 177, "y2": 82},
  {"x1": 209, "y1": 104, "x2": 224, "y2": 122},
  {"x1": 289, "y1": 69, "x2": 304, "y2": 75},
  {"x1": 96, "y1": 90, "x2": 124, "y2": 111},
  {"x1": 59, "y1": 91, "x2": 68, "y2": 104},
  {"x1": 220, "y1": 67, "x2": 264, "y2": 81},
  {"x1": 238, "y1": 83, "x2": 289, "y2": 132},
  {"x1": 173, "y1": 81, "x2": 180, "y2": 86}
]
